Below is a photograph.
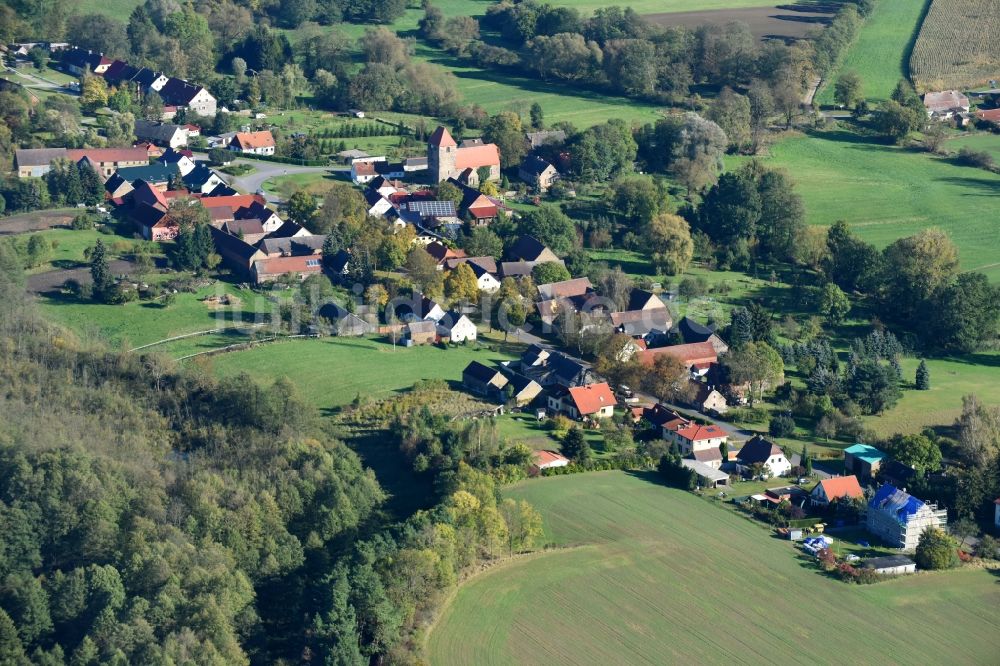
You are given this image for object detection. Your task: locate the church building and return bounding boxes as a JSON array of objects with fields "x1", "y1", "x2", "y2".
[{"x1": 428, "y1": 126, "x2": 501, "y2": 185}]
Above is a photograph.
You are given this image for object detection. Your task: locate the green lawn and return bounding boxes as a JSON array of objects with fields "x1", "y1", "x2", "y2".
[
  {"x1": 742, "y1": 128, "x2": 1000, "y2": 281},
  {"x1": 945, "y1": 132, "x2": 1000, "y2": 163},
  {"x1": 19, "y1": 229, "x2": 163, "y2": 275},
  {"x1": 428, "y1": 471, "x2": 1000, "y2": 665},
  {"x1": 816, "y1": 0, "x2": 930, "y2": 105},
  {"x1": 208, "y1": 336, "x2": 515, "y2": 409},
  {"x1": 862, "y1": 353, "x2": 1000, "y2": 437},
  {"x1": 39, "y1": 281, "x2": 272, "y2": 349}
]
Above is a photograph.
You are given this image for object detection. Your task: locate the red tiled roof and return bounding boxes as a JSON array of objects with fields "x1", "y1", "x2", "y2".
[
  {"x1": 567, "y1": 382, "x2": 616, "y2": 416},
  {"x1": 976, "y1": 108, "x2": 1000, "y2": 121},
  {"x1": 233, "y1": 130, "x2": 275, "y2": 150},
  {"x1": 429, "y1": 125, "x2": 457, "y2": 148},
  {"x1": 254, "y1": 255, "x2": 323, "y2": 277},
  {"x1": 353, "y1": 161, "x2": 376, "y2": 176},
  {"x1": 195, "y1": 193, "x2": 266, "y2": 213},
  {"x1": 67, "y1": 147, "x2": 149, "y2": 164},
  {"x1": 639, "y1": 341, "x2": 718, "y2": 368},
  {"x1": 816, "y1": 476, "x2": 864, "y2": 501},
  {"x1": 675, "y1": 423, "x2": 727, "y2": 442},
  {"x1": 533, "y1": 450, "x2": 569, "y2": 467},
  {"x1": 455, "y1": 143, "x2": 500, "y2": 169}
]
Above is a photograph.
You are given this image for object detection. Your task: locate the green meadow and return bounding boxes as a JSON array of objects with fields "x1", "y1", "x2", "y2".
[
  {"x1": 208, "y1": 336, "x2": 515, "y2": 409},
  {"x1": 816, "y1": 0, "x2": 931, "y2": 105},
  {"x1": 742, "y1": 129, "x2": 1000, "y2": 281},
  {"x1": 428, "y1": 471, "x2": 1000, "y2": 665}
]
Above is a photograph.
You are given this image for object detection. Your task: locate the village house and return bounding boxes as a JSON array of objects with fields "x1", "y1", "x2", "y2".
[
  {"x1": 134, "y1": 120, "x2": 190, "y2": 149},
  {"x1": 526, "y1": 129, "x2": 567, "y2": 149},
  {"x1": 689, "y1": 446, "x2": 724, "y2": 469},
  {"x1": 317, "y1": 303, "x2": 374, "y2": 337},
  {"x1": 158, "y1": 77, "x2": 217, "y2": 117},
  {"x1": 688, "y1": 381, "x2": 729, "y2": 415},
  {"x1": 462, "y1": 361, "x2": 509, "y2": 400},
  {"x1": 737, "y1": 435, "x2": 791, "y2": 478},
  {"x1": 843, "y1": 443, "x2": 887, "y2": 480},
  {"x1": 643, "y1": 404, "x2": 691, "y2": 439},
  {"x1": 507, "y1": 235, "x2": 562, "y2": 266},
  {"x1": 548, "y1": 382, "x2": 616, "y2": 421},
  {"x1": 428, "y1": 126, "x2": 500, "y2": 184},
  {"x1": 975, "y1": 108, "x2": 1000, "y2": 126},
  {"x1": 923, "y1": 90, "x2": 970, "y2": 119},
  {"x1": 672, "y1": 317, "x2": 730, "y2": 355},
  {"x1": 519, "y1": 155, "x2": 559, "y2": 191},
  {"x1": 61, "y1": 47, "x2": 111, "y2": 76},
  {"x1": 405, "y1": 320, "x2": 438, "y2": 345},
  {"x1": 182, "y1": 164, "x2": 226, "y2": 195},
  {"x1": 15, "y1": 147, "x2": 149, "y2": 178},
  {"x1": 809, "y1": 475, "x2": 864, "y2": 506},
  {"x1": 230, "y1": 131, "x2": 276, "y2": 156},
  {"x1": 437, "y1": 310, "x2": 477, "y2": 343},
  {"x1": 638, "y1": 341, "x2": 718, "y2": 376},
  {"x1": 522, "y1": 350, "x2": 592, "y2": 388},
  {"x1": 866, "y1": 485, "x2": 947, "y2": 551},
  {"x1": 668, "y1": 423, "x2": 729, "y2": 456},
  {"x1": 537, "y1": 277, "x2": 593, "y2": 301},
  {"x1": 531, "y1": 450, "x2": 570, "y2": 474},
  {"x1": 159, "y1": 148, "x2": 196, "y2": 176},
  {"x1": 505, "y1": 373, "x2": 543, "y2": 407}
]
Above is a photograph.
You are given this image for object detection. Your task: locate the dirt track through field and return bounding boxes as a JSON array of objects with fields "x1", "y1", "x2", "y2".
[{"x1": 645, "y1": 3, "x2": 838, "y2": 41}]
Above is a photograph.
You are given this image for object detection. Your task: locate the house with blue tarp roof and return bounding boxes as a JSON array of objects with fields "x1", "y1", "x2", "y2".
[{"x1": 866, "y1": 484, "x2": 947, "y2": 550}]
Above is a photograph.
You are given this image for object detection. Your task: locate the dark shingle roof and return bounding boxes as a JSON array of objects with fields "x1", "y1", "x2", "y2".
[
  {"x1": 737, "y1": 435, "x2": 783, "y2": 464},
  {"x1": 677, "y1": 316, "x2": 718, "y2": 344},
  {"x1": 464, "y1": 360, "x2": 502, "y2": 383},
  {"x1": 520, "y1": 155, "x2": 554, "y2": 178},
  {"x1": 507, "y1": 235, "x2": 549, "y2": 262}
]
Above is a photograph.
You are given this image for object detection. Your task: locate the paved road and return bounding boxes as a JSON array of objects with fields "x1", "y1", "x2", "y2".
[{"x1": 228, "y1": 160, "x2": 346, "y2": 204}]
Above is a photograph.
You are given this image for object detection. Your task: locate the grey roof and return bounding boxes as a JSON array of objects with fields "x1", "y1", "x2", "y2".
[
  {"x1": 404, "y1": 156, "x2": 428, "y2": 168},
  {"x1": 500, "y1": 261, "x2": 534, "y2": 277},
  {"x1": 258, "y1": 235, "x2": 326, "y2": 256},
  {"x1": 681, "y1": 459, "x2": 729, "y2": 483},
  {"x1": 444, "y1": 256, "x2": 498, "y2": 274},
  {"x1": 159, "y1": 77, "x2": 210, "y2": 106},
  {"x1": 116, "y1": 162, "x2": 180, "y2": 184},
  {"x1": 209, "y1": 225, "x2": 261, "y2": 262},
  {"x1": 438, "y1": 310, "x2": 469, "y2": 331},
  {"x1": 407, "y1": 320, "x2": 437, "y2": 334},
  {"x1": 134, "y1": 120, "x2": 186, "y2": 143},
  {"x1": 526, "y1": 130, "x2": 566, "y2": 148},
  {"x1": 626, "y1": 289, "x2": 661, "y2": 312},
  {"x1": 863, "y1": 555, "x2": 915, "y2": 570},
  {"x1": 268, "y1": 220, "x2": 308, "y2": 238},
  {"x1": 15, "y1": 147, "x2": 68, "y2": 168},
  {"x1": 183, "y1": 164, "x2": 221, "y2": 189}
]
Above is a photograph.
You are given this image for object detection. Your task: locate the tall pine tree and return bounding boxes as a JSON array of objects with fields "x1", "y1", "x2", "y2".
[
  {"x1": 90, "y1": 239, "x2": 112, "y2": 301},
  {"x1": 915, "y1": 359, "x2": 930, "y2": 390}
]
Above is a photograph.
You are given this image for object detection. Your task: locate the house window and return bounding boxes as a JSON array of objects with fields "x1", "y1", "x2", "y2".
[{"x1": 306, "y1": 259, "x2": 320, "y2": 267}]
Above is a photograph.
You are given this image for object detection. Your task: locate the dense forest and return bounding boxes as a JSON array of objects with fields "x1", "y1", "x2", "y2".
[{"x1": 0, "y1": 240, "x2": 541, "y2": 664}]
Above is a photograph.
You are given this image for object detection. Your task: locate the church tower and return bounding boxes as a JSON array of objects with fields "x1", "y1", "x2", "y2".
[{"x1": 428, "y1": 125, "x2": 457, "y2": 182}]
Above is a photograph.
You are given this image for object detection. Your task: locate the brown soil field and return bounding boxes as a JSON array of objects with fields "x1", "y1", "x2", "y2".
[{"x1": 646, "y1": 2, "x2": 840, "y2": 42}]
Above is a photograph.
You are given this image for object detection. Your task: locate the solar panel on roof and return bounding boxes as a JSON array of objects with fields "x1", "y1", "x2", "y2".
[{"x1": 406, "y1": 200, "x2": 456, "y2": 217}]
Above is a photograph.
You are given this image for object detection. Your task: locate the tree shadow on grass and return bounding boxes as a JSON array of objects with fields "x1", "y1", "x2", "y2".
[{"x1": 930, "y1": 176, "x2": 1000, "y2": 196}]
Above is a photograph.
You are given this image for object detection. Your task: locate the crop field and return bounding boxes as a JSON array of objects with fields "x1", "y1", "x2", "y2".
[
  {"x1": 816, "y1": 0, "x2": 930, "y2": 105},
  {"x1": 647, "y1": 2, "x2": 838, "y2": 42},
  {"x1": 737, "y1": 128, "x2": 1000, "y2": 282},
  {"x1": 910, "y1": 0, "x2": 1000, "y2": 91},
  {"x1": 208, "y1": 336, "x2": 515, "y2": 409},
  {"x1": 428, "y1": 471, "x2": 1000, "y2": 665}
]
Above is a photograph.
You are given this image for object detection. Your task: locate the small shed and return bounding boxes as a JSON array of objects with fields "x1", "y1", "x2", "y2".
[
  {"x1": 681, "y1": 459, "x2": 729, "y2": 488},
  {"x1": 863, "y1": 555, "x2": 916, "y2": 575}
]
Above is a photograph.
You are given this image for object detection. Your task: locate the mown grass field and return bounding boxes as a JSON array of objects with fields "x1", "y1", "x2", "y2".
[
  {"x1": 428, "y1": 471, "x2": 1000, "y2": 665},
  {"x1": 816, "y1": 0, "x2": 930, "y2": 105},
  {"x1": 39, "y1": 281, "x2": 271, "y2": 349},
  {"x1": 742, "y1": 128, "x2": 1000, "y2": 281},
  {"x1": 945, "y1": 132, "x2": 1000, "y2": 163},
  {"x1": 208, "y1": 336, "x2": 515, "y2": 409},
  {"x1": 861, "y1": 353, "x2": 1000, "y2": 436},
  {"x1": 910, "y1": 0, "x2": 1000, "y2": 91}
]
